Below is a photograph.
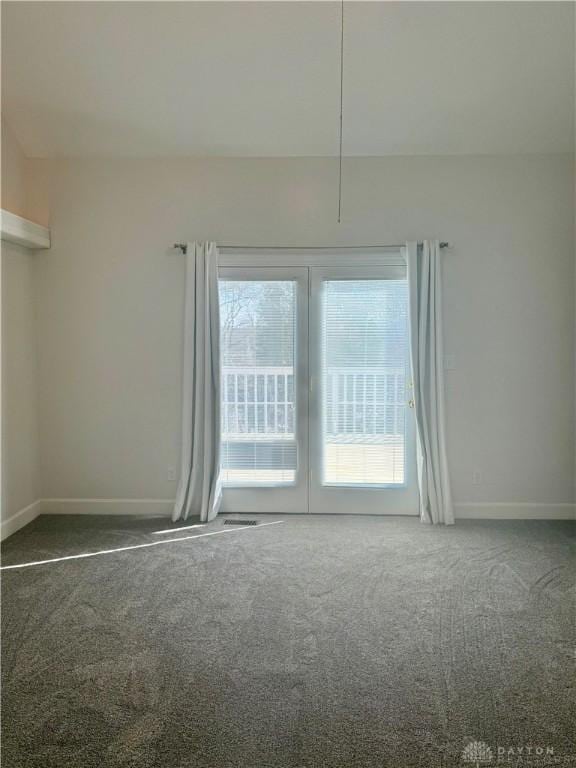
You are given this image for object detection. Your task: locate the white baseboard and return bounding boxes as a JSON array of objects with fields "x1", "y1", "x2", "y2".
[
  {"x1": 1, "y1": 500, "x2": 43, "y2": 541},
  {"x1": 2, "y1": 499, "x2": 572, "y2": 539},
  {"x1": 455, "y1": 502, "x2": 575, "y2": 520},
  {"x1": 41, "y1": 498, "x2": 174, "y2": 517}
]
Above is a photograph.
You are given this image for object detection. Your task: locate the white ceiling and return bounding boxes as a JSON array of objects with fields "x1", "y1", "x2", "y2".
[{"x1": 2, "y1": 1, "x2": 574, "y2": 158}]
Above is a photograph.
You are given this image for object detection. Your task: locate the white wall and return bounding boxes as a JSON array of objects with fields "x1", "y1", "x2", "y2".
[
  {"x1": 1, "y1": 118, "x2": 50, "y2": 226},
  {"x1": 35, "y1": 155, "x2": 575, "y2": 516},
  {"x1": 1, "y1": 118, "x2": 42, "y2": 535},
  {"x1": 2, "y1": 120, "x2": 27, "y2": 219},
  {"x1": 1, "y1": 243, "x2": 40, "y2": 526}
]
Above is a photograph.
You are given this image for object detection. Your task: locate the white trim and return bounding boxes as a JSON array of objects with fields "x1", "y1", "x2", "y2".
[
  {"x1": 41, "y1": 498, "x2": 173, "y2": 516},
  {"x1": 219, "y1": 248, "x2": 405, "y2": 268},
  {"x1": 1, "y1": 500, "x2": 572, "y2": 539},
  {"x1": 1, "y1": 500, "x2": 42, "y2": 541},
  {"x1": 455, "y1": 502, "x2": 575, "y2": 520},
  {"x1": 0, "y1": 210, "x2": 50, "y2": 250}
]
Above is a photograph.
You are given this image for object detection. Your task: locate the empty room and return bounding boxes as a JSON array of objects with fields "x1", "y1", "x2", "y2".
[{"x1": 1, "y1": 2, "x2": 574, "y2": 767}]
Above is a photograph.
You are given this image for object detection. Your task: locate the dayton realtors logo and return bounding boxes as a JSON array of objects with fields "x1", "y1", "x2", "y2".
[
  {"x1": 462, "y1": 741, "x2": 557, "y2": 766},
  {"x1": 462, "y1": 741, "x2": 494, "y2": 766}
]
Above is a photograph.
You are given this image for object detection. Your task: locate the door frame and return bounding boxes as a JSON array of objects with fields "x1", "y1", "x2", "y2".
[
  {"x1": 218, "y1": 266, "x2": 309, "y2": 514},
  {"x1": 308, "y1": 265, "x2": 418, "y2": 515},
  {"x1": 217, "y1": 249, "x2": 418, "y2": 516}
]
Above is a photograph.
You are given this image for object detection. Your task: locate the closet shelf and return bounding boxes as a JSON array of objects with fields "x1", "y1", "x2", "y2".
[{"x1": 1, "y1": 209, "x2": 50, "y2": 250}]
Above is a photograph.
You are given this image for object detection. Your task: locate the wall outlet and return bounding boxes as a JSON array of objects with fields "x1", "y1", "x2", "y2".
[
  {"x1": 167, "y1": 467, "x2": 177, "y2": 482},
  {"x1": 472, "y1": 469, "x2": 483, "y2": 485}
]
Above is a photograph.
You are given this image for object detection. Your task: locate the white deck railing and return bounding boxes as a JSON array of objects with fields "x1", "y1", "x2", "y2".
[{"x1": 222, "y1": 366, "x2": 406, "y2": 440}]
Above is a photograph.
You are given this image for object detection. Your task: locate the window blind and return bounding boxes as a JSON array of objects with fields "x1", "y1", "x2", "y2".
[
  {"x1": 219, "y1": 280, "x2": 297, "y2": 485},
  {"x1": 321, "y1": 279, "x2": 408, "y2": 486}
]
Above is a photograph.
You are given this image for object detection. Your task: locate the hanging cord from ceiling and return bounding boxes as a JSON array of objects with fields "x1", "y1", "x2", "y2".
[{"x1": 337, "y1": 0, "x2": 344, "y2": 223}]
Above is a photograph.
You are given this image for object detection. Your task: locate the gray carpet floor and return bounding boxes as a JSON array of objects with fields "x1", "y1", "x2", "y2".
[{"x1": 1, "y1": 514, "x2": 574, "y2": 768}]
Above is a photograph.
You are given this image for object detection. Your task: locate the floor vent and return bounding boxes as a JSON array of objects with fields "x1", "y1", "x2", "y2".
[{"x1": 223, "y1": 519, "x2": 259, "y2": 526}]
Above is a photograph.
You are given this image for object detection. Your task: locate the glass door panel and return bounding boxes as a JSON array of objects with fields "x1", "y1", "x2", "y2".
[
  {"x1": 309, "y1": 266, "x2": 417, "y2": 515},
  {"x1": 218, "y1": 267, "x2": 308, "y2": 514},
  {"x1": 220, "y1": 279, "x2": 296, "y2": 485}
]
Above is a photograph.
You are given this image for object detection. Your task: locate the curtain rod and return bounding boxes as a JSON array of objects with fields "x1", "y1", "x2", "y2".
[{"x1": 172, "y1": 242, "x2": 450, "y2": 254}]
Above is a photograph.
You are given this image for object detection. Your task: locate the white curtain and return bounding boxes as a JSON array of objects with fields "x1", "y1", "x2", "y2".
[
  {"x1": 404, "y1": 241, "x2": 454, "y2": 525},
  {"x1": 173, "y1": 242, "x2": 222, "y2": 522}
]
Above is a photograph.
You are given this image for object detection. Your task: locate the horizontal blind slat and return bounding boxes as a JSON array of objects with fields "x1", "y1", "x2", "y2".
[
  {"x1": 219, "y1": 280, "x2": 297, "y2": 485},
  {"x1": 321, "y1": 279, "x2": 408, "y2": 486}
]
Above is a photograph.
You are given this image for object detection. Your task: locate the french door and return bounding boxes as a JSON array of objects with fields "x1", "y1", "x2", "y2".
[
  {"x1": 218, "y1": 256, "x2": 417, "y2": 516},
  {"x1": 219, "y1": 267, "x2": 309, "y2": 514}
]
